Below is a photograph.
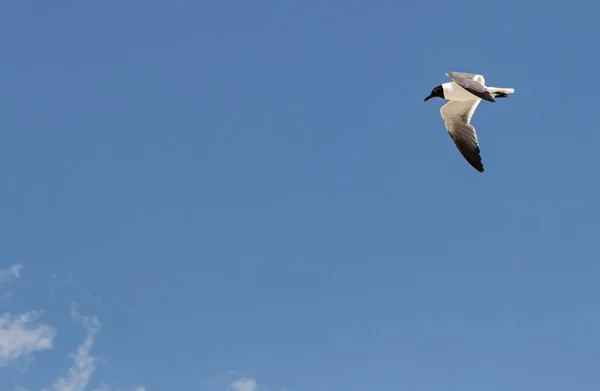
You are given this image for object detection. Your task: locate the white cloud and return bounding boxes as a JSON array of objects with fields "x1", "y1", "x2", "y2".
[
  {"x1": 0, "y1": 265, "x2": 145, "y2": 391},
  {"x1": 41, "y1": 305, "x2": 100, "y2": 391},
  {"x1": 0, "y1": 311, "x2": 55, "y2": 366},
  {"x1": 0, "y1": 264, "x2": 24, "y2": 283},
  {"x1": 231, "y1": 378, "x2": 258, "y2": 391},
  {"x1": 37, "y1": 309, "x2": 146, "y2": 391}
]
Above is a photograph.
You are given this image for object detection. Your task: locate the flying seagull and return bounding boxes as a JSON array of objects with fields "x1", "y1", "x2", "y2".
[{"x1": 424, "y1": 71, "x2": 515, "y2": 173}]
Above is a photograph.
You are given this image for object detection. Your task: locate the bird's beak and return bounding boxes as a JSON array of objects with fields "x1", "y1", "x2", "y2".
[{"x1": 424, "y1": 94, "x2": 433, "y2": 102}]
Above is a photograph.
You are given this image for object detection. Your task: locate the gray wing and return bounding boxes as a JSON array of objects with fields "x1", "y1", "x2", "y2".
[
  {"x1": 440, "y1": 100, "x2": 484, "y2": 172},
  {"x1": 447, "y1": 71, "x2": 477, "y2": 80},
  {"x1": 446, "y1": 71, "x2": 495, "y2": 103}
]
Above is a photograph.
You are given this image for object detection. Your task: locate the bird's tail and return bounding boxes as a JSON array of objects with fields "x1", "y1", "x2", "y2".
[{"x1": 487, "y1": 87, "x2": 515, "y2": 98}]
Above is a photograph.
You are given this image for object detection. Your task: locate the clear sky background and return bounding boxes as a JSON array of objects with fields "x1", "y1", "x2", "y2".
[{"x1": 1, "y1": 1, "x2": 599, "y2": 391}]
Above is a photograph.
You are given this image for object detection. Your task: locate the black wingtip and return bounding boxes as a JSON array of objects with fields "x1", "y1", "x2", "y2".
[{"x1": 470, "y1": 163, "x2": 485, "y2": 173}]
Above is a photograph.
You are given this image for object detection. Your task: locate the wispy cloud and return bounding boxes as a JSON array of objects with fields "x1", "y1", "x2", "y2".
[
  {"x1": 0, "y1": 311, "x2": 55, "y2": 366},
  {"x1": 231, "y1": 378, "x2": 258, "y2": 391},
  {"x1": 0, "y1": 264, "x2": 24, "y2": 283},
  {"x1": 36, "y1": 304, "x2": 146, "y2": 391},
  {"x1": 42, "y1": 304, "x2": 100, "y2": 391},
  {"x1": 2, "y1": 265, "x2": 146, "y2": 391}
]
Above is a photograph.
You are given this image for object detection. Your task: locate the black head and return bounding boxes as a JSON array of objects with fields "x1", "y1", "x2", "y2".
[{"x1": 424, "y1": 85, "x2": 444, "y2": 102}]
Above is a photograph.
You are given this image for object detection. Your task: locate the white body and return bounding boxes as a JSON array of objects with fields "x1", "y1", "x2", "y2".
[
  {"x1": 442, "y1": 80, "x2": 515, "y2": 102},
  {"x1": 442, "y1": 82, "x2": 477, "y2": 101}
]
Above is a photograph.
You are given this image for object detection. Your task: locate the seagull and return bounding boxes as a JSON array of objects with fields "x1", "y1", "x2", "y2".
[{"x1": 424, "y1": 71, "x2": 515, "y2": 173}]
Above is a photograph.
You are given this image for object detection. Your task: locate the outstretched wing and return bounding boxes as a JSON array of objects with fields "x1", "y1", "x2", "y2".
[
  {"x1": 446, "y1": 71, "x2": 495, "y2": 103},
  {"x1": 440, "y1": 99, "x2": 485, "y2": 172}
]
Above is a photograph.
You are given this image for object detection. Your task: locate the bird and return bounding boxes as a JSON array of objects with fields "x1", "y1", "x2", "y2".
[{"x1": 424, "y1": 71, "x2": 515, "y2": 173}]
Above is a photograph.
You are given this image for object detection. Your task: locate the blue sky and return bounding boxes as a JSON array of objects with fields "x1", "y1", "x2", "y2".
[{"x1": 1, "y1": 1, "x2": 600, "y2": 390}]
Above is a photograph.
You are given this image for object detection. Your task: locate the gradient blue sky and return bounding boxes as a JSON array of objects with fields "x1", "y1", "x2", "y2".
[{"x1": 1, "y1": 1, "x2": 600, "y2": 391}]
